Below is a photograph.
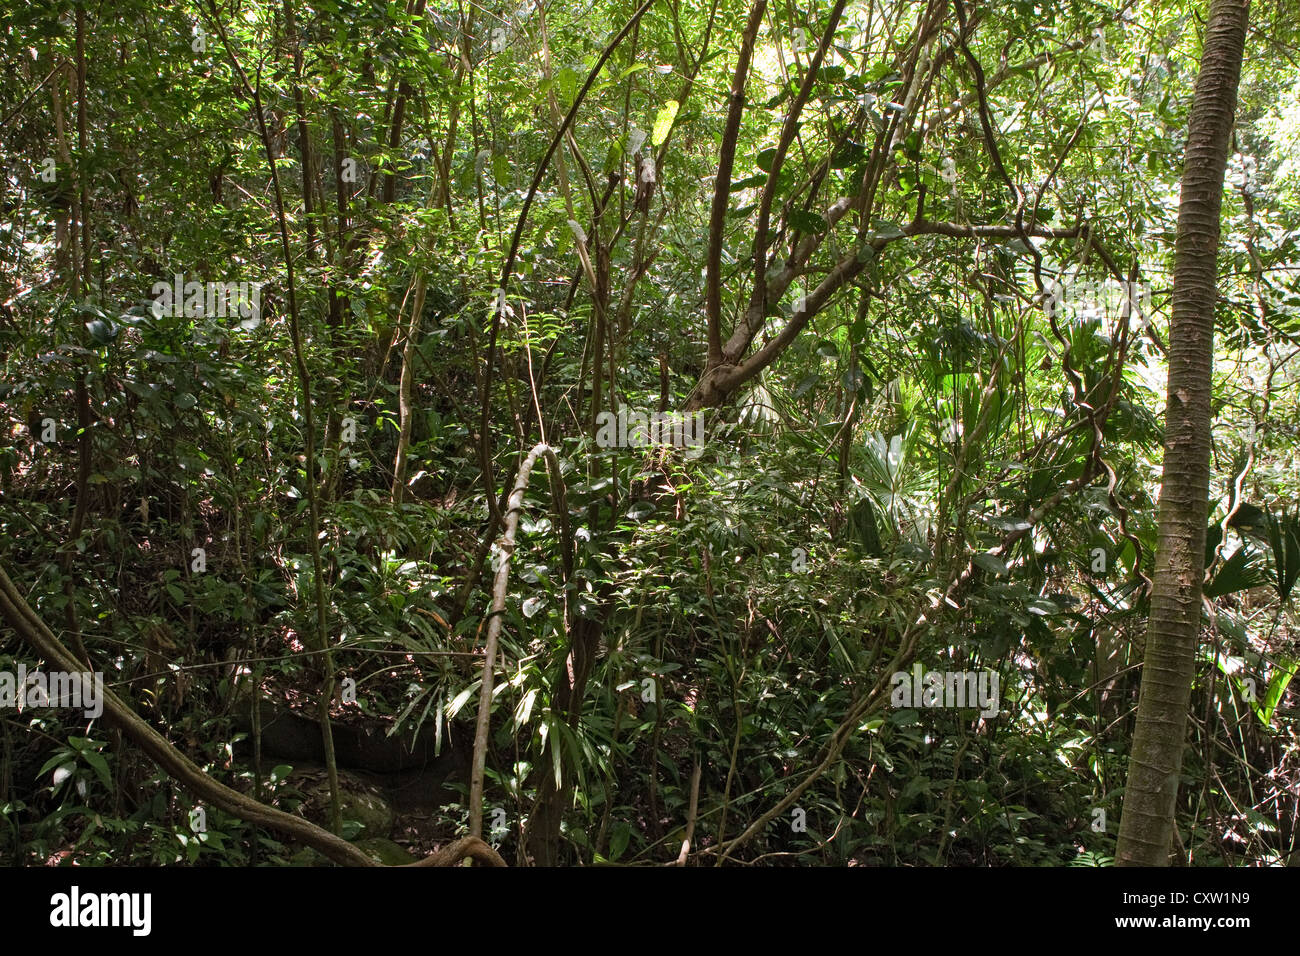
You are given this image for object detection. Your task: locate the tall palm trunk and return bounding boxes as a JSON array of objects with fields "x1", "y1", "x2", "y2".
[{"x1": 1117, "y1": 0, "x2": 1250, "y2": 866}]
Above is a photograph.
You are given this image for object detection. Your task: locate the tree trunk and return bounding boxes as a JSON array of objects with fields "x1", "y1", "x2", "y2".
[
  {"x1": 1116, "y1": 0, "x2": 1250, "y2": 866},
  {"x1": 391, "y1": 272, "x2": 427, "y2": 505}
]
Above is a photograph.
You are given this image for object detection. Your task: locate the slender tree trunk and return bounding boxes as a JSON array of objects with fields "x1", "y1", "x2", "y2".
[
  {"x1": 468, "y1": 443, "x2": 552, "y2": 842},
  {"x1": 1117, "y1": 0, "x2": 1250, "y2": 867},
  {"x1": 50, "y1": 30, "x2": 94, "y2": 671},
  {"x1": 220, "y1": 28, "x2": 345, "y2": 833},
  {"x1": 391, "y1": 272, "x2": 427, "y2": 504}
]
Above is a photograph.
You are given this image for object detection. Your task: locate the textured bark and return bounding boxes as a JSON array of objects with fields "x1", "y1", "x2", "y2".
[
  {"x1": 685, "y1": 218, "x2": 1079, "y2": 411},
  {"x1": 703, "y1": 0, "x2": 767, "y2": 368},
  {"x1": 468, "y1": 443, "x2": 573, "y2": 853},
  {"x1": 468, "y1": 443, "x2": 552, "y2": 842},
  {"x1": 391, "y1": 272, "x2": 428, "y2": 505},
  {"x1": 1117, "y1": 0, "x2": 1249, "y2": 866}
]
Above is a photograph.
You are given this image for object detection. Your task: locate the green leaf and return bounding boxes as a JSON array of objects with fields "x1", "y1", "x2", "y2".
[
  {"x1": 973, "y1": 552, "x2": 1009, "y2": 576},
  {"x1": 557, "y1": 67, "x2": 577, "y2": 103},
  {"x1": 39, "y1": 752, "x2": 72, "y2": 777},
  {"x1": 86, "y1": 319, "x2": 116, "y2": 346},
  {"x1": 792, "y1": 373, "x2": 819, "y2": 398},
  {"x1": 788, "y1": 209, "x2": 828, "y2": 234},
  {"x1": 845, "y1": 497, "x2": 882, "y2": 555},
  {"x1": 50, "y1": 762, "x2": 76, "y2": 789},
  {"x1": 492, "y1": 153, "x2": 510, "y2": 184},
  {"x1": 830, "y1": 140, "x2": 866, "y2": 169},
  {"x1": 82, "y1": 750, "x2": 113, "y2": 790},
  {"x1": 446, "y1": 684, "x2": 477, "y2": 719},
  {"x1": 652, "y1": 100, "x2": 679, "y2": 146},
  {"x1": 609, "y1": 822, "x2": 632, "y2": 860},
  {"x1": 1264, "y1": 507, "x2": 1300, "y2": 601},
  {"x1": 869, "y1": 219, "x2": 906, "y2": 240},
  {"x1": 730, "y1": 173, "x2": 767, "y2": 190},
  {"x1": 1205, "y1": 547, "x2": 1268, "y2": 597},
  {"x1": 1260, "y1": 657, "x2": 1298, "y2": 726}
]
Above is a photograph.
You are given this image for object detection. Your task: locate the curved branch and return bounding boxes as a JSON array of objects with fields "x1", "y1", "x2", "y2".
[
  {"x1": 690, "y1": 216, "x2": 1081, "y2": 408},
  {"x1": 744, "y1": 0, "x2": 849, "y2": 339},
  {"x1": 0, "y1": 565, "x2": 508, "y2": 867},
  {"x1": 0, "y1": 564, "x2": 372, "y2": 867},
  {"x1": 468, "y1": 443, "x2": 570, "y2": 844},
  {"x1": 402, "y1": 836, "x2": 508, "y2": 867}
]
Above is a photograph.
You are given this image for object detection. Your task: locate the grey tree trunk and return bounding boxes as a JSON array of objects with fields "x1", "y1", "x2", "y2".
[{"x1": 1117, "y1": 0, "x2": 1250, "y2": 866}]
